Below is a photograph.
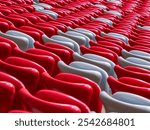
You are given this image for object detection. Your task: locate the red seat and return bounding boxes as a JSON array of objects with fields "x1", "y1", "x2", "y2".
[
  {"x1": 11, "y1": 48, "x2": 55, "y2": 76},
  {"x1": 0, "y1": 81, "x2": 15, "y2": 112},
  {"x1": 55, "y1": 73, "x2": 102, "y2": 112},
  {"x1": 115, "y1": 65, "x2": 150, "y2": 83},
  {"x1": 124, "y1": 45, "x2": 150, "y2": 54},
  {"x1": 90, "y1": 40, "x2": 122, "y2": 55},
  {"x1": 89, "y1": 46, "x2": 118, "y2": 63},
  {"x1": 34, "y1": 41, "x2": 73, "y2": 63},
  {"x1": 26, "y1": 48, "x2": 61, "y2": 76},
  {"x1": 0, "y1": 72, "x2": 81, "y2": 113},
  {"x1": 80, "y1": 46, "x2": 116, "y2": 63},
  {"x1": 96, "y1": 35, "x2": 126, "y2": 47},
  {"x1": 41, "y1": 72, "x2": 93, "y2": 107},
  {"x1": 35, "y1": 89, "x2": 90, "y2": 113},
  {"x1": 5, "y1": 56, "x2": 94, "y2": 111},
  {"x1": 0, "y1": 59, "x2": 39, "y2": 93},
  {"x1": 0, "y1": 42, "x2": 12, "y2": 60},
  {"x1": 0, "y1": 36, "x2": 18, "y2": 49},
  {"x1": 108, "y1": 76, "x2": 150, "y2": 99}
]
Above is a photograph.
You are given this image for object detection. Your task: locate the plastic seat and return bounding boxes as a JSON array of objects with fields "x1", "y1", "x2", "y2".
[
  {"x1": 118, "y1": 56, "x2": 150, "y2": 71},
  {"x1": 5, "y1": 56, "x2": 94, "y2": 111},
  {"x1": 72, "y1": 52, "x2": 114, "y2": 76},
  {"x1": 83, "y1": 53, "x2": 116, "y2": 77},
  {"x1": 42, "y1": 34, "x2": 80, "y2": 53},
  {"x1": 96, "y1": 35, "x2": 126, "y2": 47},
  {"x1": 101, "y1": 32, "x2": 129, "y2": 44},
  {"x1": 0, "y1": 31, "x2": 29, "y2": 51},
  {"x1": 50, "y1": 35, "x2": 80, "y2": 53},
  {"x1": 11, "y1": 48, "x2": 55, "y2": 75},
  {"x1": 35, "y1": 89, "x2": 90, "y2": 113},
  {"x1": 121, "y1": 49, "x2": 150, "y2": 62},
  {"x1": 41, "y1": 72, "x2": 93, "y2": 107},
  {"x1": 138, "y1": 25, "x2": 150, "y2": 31},
  {"x1": 58, "y1": 30, "x2": 90, "y2": 48},
  {"x1": 0, "y1": 72, "x2": 81, "y2": 113},
  {"x1": 55, "y1": 73, "x2": 102, "y2": 112},
  {"x1": 0, "y1": 71, "x2": 25, "y2": 109},
  {"x1": 20, "y1": 87, "x2": 82, "y2": 113},
  {"x1": 108, "y1": 76, "x2": 150, "y2": 99},
  {"x1": 0, "y1": 59, "x2": 39, "y2": 93},
  {"x1": 38, "y1": 9, "x2": 58, "y2": 19},
  {"x1": 0, "y1": 81, "x2": 15, "y2": 112},
  {"x1": 93, "y1": 4, "x2": 107, "y2": 10},
  {"x1": 48, "y1": 21, "x2": 68, "y2": 32},
  {"x1": 6, "y1": 30, "x2": 35, "y2": 48},
  {"x1": 34, "y1": 41, "x2": 73, "y2": 64},
  {"x1": 124, "y1": 44, "x2": 150, "y2": 54},
  {"x1": 0, "y1": 42, "x2": 12, "y2": 60},
  {"x1": 34, "y1": 3, "x2": 52, "y2": 9},
  {"x1": 68, "y1": 27, "x2": 96, "y2": 41},
  {"x1": 90, "y1": 40, "x2": 122, "y2": 55},
  {"x1": 114, "y1": 65, "x2": 150, "y2": 83},
  {"x1": 5, "y1": 56, "x2": 47, "y2": 75},
  {"x1": 80, "y1": 46, "x2": 117, "y2": 63},
  {"x1": 129, "y1": 39, "x2": 150, "y2": 48},
  {"x1": 105, "y1": 10, "x2": 122, "y2": 17},
  {"x1": 26, "y1": 48, "x2": 61, "y2": 76},
  {"x1": 69, "y1": 61, "x2": 110, "y2": 92},
  {"x1": 95, "y1": 18, "x2": 113, "y2": 26},
  {"x1": 89, "y1": 46, "x2": 118, "y2": 63},
  {"x1": 58, "y1": 60, "x2": 102, "y2": 86},
  {"x1": 100, "y1": 91, "x2": 150, "y2": 113}
]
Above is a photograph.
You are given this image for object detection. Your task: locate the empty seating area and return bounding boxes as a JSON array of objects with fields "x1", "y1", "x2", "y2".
[{"x1": 0, "y1": 0, "x2": 150, "y2": 113}]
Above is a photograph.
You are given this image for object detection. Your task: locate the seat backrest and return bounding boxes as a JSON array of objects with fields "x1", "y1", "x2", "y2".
[
  {"x1": 19, "y1": 87, "x2": 81, "y2": 113},
  {"x1": 11, "y1": 48, "x2": 55, "y2": 75},
  {"x1": 108, "y1": 76, "x2": 150, "y2": 99},
  {"x1": 114, "y1": 65, "x2": 150, "y2": 83},
  {"x1": 41, "y1": 72, "x2": 93, "y2": 106},
  {"x1": 55, "y1": 72, "x2": 101, "y2": 112},
  {"x1": 35, "y1": 89, "x2": 90, "y2": 113},
  {"x1": 0, "y1": 42, "x2": 12, "y2": 60},
  {"x1": 100, "y1": 91, "x2": 150, "y2": 113},
  {"x1": 0, "y1": 81, "x2": 15, "y2": 112},
  {"x1": 0, "y1": 60, "x2": 39, "y2": 93}
]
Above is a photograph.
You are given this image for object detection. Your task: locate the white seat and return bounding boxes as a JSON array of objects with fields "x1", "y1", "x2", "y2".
[
  {"x1": 42, "y1": 34, "x2": 81, "y2": 53},
  {"x1": 58, "y1": 30, "x2": 90, "y2": 48},
  {"x1": 113, "y1": 92, "x2": 150, "y2": 106},
  {"x1": 6, "y1": 30, "x2": 35, "y2": 49},
  {"x1": 51, "y1": 35, "x2": 80, "y2": 53},
  {"x1": 83, "y1": 54, "x2": 116, "y2": 77},
  {"x1": 118, "y1": 56, "x2": 150, "y2": 70},
  {"x1": 35, "y1": 3, "x2": 52, "y2": 9},
  {"x1": 58, "y1": 61, "x2": 102, "y2": 86},
  {"x1": 105, "y1": 10, "x2": 122, "y2": 17},
  {"x1": 32, "y1": 5, "x2": 44, "y2": 11},
  {"x1": 106, "y1": 0, "x2": 122, "y2": 6},
  {"x1": 69, "y1": 61, "x2": 110, "y2": 92},
  {"x1": 0, "y1": 31, "x2": 29, "y2": 51},
  {"x1": 95, "y1": 18, "x2": 113, "y2": 26},
  {"x1": 73, "y1": 52, "x2": 112, "y2": 75},
  {"x1": 101, "y1": 32, "x2": 129, "y2": 44},
  {"x1": 68, "y1": 27, "x2": 96, "y2": 41},
  {"x1": 38, "y1": 9, "x2": 58, "y2": 19},
  {"x1": 100, "y1": 91, "x2": 150, "y2": 113},
  {"x1": 122, "y1": 49, "x2": 150, "y2": 62},
  {"x1": 138, "y1": 25, "x2": 150, "y2": 31},
  {"x1": 93, "y1": 4, "x2": 107, "y2": 10}
]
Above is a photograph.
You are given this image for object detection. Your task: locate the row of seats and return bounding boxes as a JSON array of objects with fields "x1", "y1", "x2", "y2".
[{"x1": 0, "y1": 0, "x2": 150, "y2": 113}]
